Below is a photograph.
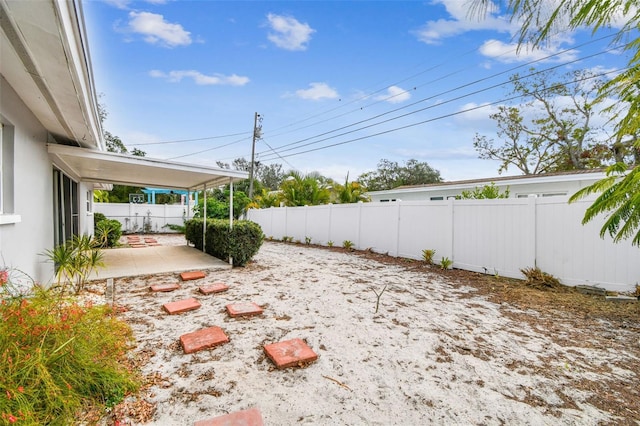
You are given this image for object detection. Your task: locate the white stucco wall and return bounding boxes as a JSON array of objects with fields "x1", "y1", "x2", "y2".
[
  {"x1": 1, "y1": 77, "x2": 97, "y2": 285},
  {"x1": 1, "y1": 77, "x2": 58, "y2": 284},
  {"x1": 368, "y1": 175, "x2": 605, "y2": 202}
]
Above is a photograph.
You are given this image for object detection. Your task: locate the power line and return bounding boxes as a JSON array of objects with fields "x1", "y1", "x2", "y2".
[
  {"x1": 167, "y1": 135, "x2": 252, "y2": 160},
  {"x1": 128, "y1": 131, "x2": 251, "y2": 146},
  {"x1": 158, "y1": 30, "x2": 621, "y2": 163},
  {"x1": 256, "y1": 46, "x2": 622, "y2": 160},
  {"x1": 257, "y1": 67, "x2": 626, "y2": 162},
  {"x1": 260, "y1": 32, "x2": 618, "y2": 143}
]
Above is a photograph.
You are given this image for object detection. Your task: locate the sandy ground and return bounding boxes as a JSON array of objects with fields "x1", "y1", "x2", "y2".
[{"x1": 85, "y1": 235, "x2": 640, "y2": 425}]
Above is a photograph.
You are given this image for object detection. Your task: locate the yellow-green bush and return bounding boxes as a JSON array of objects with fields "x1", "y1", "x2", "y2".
[{"x1": 0, "y1": 279, "x2": 138, "y2": 424}]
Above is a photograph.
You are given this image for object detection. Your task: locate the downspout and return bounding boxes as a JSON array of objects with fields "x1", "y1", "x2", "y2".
[
  {"x1": 229, "y1": 179, "x2": 234, "y2": 266},
  {"x1": 202, "y1": 183, "x2": 207, "y2": 253}
]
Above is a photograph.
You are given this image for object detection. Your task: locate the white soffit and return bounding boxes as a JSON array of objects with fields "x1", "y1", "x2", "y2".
[
  {"x1": 48, "y1": 144, "x2": 248, "y2": 190},
  {"x1": 0, "y1": 0, "x2": 102, "y2": 148}
]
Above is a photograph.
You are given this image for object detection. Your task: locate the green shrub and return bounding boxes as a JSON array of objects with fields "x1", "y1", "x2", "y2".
[
  {"x1": 342, "y1": 240, "x2": 354, "y2": 250},
  {"x1": 94, "y1": 219, "x2": 122, "y2": 248},
  {"x1": 42, "y1": 235, "x2": 105, "y2": 295},
  {"x1": 440, "y1": 257, "x2": 453, "y2": 270},
  {"x1": 93, "y1": 212, "x2": 107, "y2": 226},
  {"x1": 0, "y1": 285, "x2": 138, "y2": 424},
  {"x1": 185, "y1": 218, "x2": 263, "y2": 266}
]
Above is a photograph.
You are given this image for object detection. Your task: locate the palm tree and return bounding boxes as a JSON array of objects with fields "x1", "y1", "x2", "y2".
[
  {"x1": 473, "y1": 0, "x2": 640, "y2": 245},
  {"x1": 335, "y1": 174, "x2": 370, "y2": 204},
  {"x1": 279, "y1": 171, "x2": 331, "y2": 207},
  {"x1": 570, "y1": 163, "x2": 640, "y2": 245}
]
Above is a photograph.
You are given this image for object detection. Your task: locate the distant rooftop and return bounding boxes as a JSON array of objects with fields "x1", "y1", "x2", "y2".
[{"x1": 393, "y1": 168, "x2": 607, "y2": 191}]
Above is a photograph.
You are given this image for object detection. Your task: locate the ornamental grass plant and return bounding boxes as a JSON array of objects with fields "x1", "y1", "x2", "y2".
[{"x1": 0, "y1": 270, "x2": 139, "y2": 424}]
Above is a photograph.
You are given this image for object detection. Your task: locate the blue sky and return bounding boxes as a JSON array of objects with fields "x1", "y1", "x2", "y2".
[{"x1": 83, "y1": 0, "x2": 629, "y2": 182}]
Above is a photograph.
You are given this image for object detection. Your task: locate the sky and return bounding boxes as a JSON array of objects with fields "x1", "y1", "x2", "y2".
[{"x1": 82, "y1": 0, "x2": 631, "y2": 183}]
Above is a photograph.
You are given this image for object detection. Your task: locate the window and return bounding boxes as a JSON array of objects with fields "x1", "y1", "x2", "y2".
[
  {"x1": 0, "y1": 120, "x2": 19, "y2": 225},
  {"x1": 0, "y1": 122, "x2": 4, "y2": 213},
  {"x1": 86, "y1": 190, "x2": 92, "y2": 213}
]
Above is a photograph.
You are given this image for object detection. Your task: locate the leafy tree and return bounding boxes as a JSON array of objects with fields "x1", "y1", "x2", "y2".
[
  {"x1": 279, "y1": 171, "x2": 331, "y2": 206},
  {"x1": 99, "y1": 103, "x2": 147, "y2": 202},
  {"x1": 473, "y1": 0, "x2": 640, "y2": 245},
  {"x1": 334, "y1": 174, "x2": 370, "y2": 203},
  {"x1": 251, "y1": 188, "x2": 281, "y2": 208},
  {"x1": 193, "y1": 188, "x2": 251, "y2": 219},
  {"x1": 358, "y1": 159, "x2": 441, "y2": 191},
  {"x1": 474, "y1": 69, "x2": 616, "y2": 174},
  {"x1": 260, "y1": 163, "x2": 286, "y2": 190},
  {"x1": 216, "y1": 158, "x2": 285, "y2": 195},
  {"x1": 104, "y1": 131, "x2": 128, "y2": 154},
  {"x1": 93, "y1": 190, "x2": 110, "y2": 203},
  {"x1": 457, "y1": 183, "x2": 510, "y2": 199}
]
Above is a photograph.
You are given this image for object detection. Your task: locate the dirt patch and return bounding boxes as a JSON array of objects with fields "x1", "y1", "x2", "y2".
[{"x1": 88, "y1": 240, "x2": 640, "y2": 425}]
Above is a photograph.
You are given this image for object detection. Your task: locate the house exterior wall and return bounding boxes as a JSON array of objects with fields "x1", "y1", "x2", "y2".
[
  {"x1": 368, "y1": 175, "x2": 605, "y2": 202},
  {"x1": 1, "y1": 76, "x2": 55, "y2": 284},
  {"x1": 0, "y1": 76, "x2": 97, "y2": 285}
]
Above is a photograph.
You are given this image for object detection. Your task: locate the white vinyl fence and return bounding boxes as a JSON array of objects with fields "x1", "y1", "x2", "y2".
[
  {"x1": 95, "y1": 203, "x2": 193, "y2": 233},
  {"x1": 247, "y1": 197, "x2": 640, "y2": 293}
]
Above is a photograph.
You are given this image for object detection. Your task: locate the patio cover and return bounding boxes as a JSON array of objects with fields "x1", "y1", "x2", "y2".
[{"x1": 47, "y1": 143, "x2": 247, "y2": 191}]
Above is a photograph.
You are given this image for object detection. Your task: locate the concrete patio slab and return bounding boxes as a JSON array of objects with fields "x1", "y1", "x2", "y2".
[
  {"x1": 263, "y1": 338, "x2": 318, "y2": 369},
  {"x1": 194, "y1": 407, "x2": 264, "y2": 426},
  {"x1": 180, "y1": 326, "x2": 229, "y2": 354},
  {"x1": 89, "y1": 245, "x2": 231, "y2": 281}
]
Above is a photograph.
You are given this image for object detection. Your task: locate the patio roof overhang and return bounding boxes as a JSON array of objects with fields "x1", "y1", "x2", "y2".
[{"x1": 48, "y1": 144, "x2": 248, "y2": 191}]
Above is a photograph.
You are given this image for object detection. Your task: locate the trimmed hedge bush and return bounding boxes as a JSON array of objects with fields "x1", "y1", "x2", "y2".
[{"x1": 185, "y1": 218, "x2": 263, "y2": 266}]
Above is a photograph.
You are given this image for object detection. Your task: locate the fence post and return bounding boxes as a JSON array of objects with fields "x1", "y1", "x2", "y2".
[
  {"x1": 356, "y1": 202, "x2": 363, "y2": 249},
  {"x1": 527, "y1": 195, "x2": 537, "y2": 268},
  {"x1": 163, "y1": 204, "x2": 168, "y2": 230},
  {"x1": 446, "y1": 198, "x2": 454, "y2": 263},
  {"x1": 128, "y1": 202, "x2": 133, "y2": 232},
  {"x1": 327, "y1": 204, "x2": 332, "y2": 245},
  {"x1": 304, "y1": 205, "x2": 309, "y2": 241},
  {"x1": 394, "y1": 201, "x2": 401, "y2": 257}
]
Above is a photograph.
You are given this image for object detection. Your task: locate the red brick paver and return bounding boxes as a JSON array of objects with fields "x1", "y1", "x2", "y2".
[
  {"x1": 194, "y1": 408, "x2": 264, "y2": 426},
  {"x1": 163, "y1": 298, "x2": 201, "y2": 314},
  {"x1": 226, "y1": 302, "x2": 263, "y2": 318},
  {"x1": 180, "y1": 326, "x2": 229, "y2": 354},
  {"x1": 263, "y1": 338, "x2": 318, "y2": 369},
  {"x1": 199, "y1": 282, "x2": 229, "y2": 295},
  {"x1": 181, "y1": 270, "x2": 206, "y2": 281},
  {"x1": 150, "y1": 283, "x2": 180, "y2": 292}
]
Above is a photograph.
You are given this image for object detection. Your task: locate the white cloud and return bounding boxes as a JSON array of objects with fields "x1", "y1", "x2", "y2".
[
  {"x1": 479, "y1": 39, "x2": 578, "y2": 64},
  {"x1": 376, "y1": 86, "x2": 412, "y2": 104},
  {"x1": 150, "y1": 70, "x2": 250, "y2": 86},
  {"x1": 414, "y1": 0, "x2": 513, "y2": 44},
  {"x1": 294, "y1": 82, "x2": 339, "y2": 100},
  {"x1": 266, "y1": 13, "x2": 315, "y2": 51},
  {"x1": 128, "y1": 11, "x2": 191, "y2": 47},
  {"x1": 105, "y1": 0, "x2": 168, "y2": 9},
  {"x1": 104, "y1": 0, "x2": 131, "y2": 9}
]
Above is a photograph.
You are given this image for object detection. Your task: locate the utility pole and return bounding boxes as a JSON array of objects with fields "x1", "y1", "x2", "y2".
[{"x1": 249, "y1": 112, "x2": 262, "y2": 199}]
